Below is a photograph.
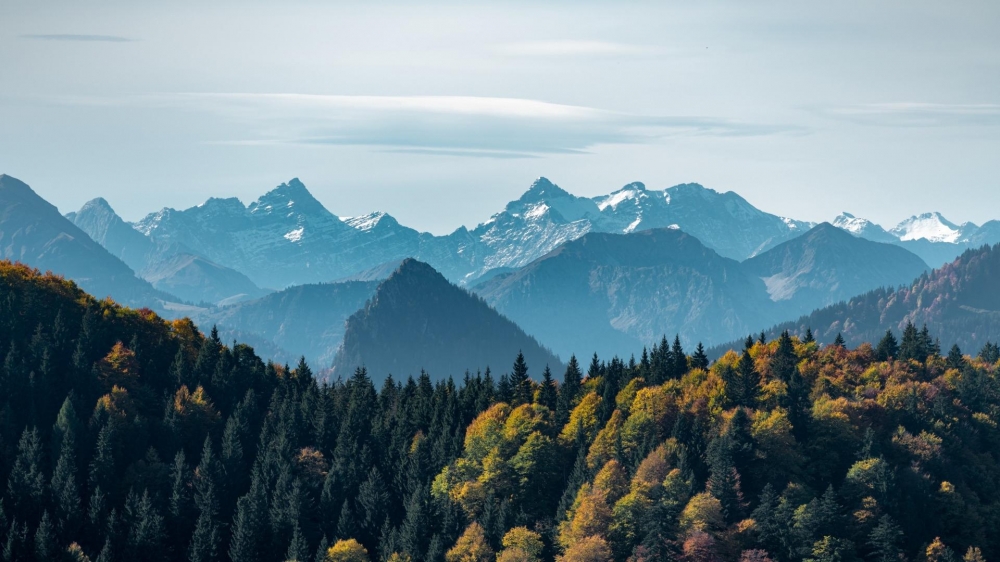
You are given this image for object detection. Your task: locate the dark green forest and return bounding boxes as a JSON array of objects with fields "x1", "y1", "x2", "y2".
[{"x1": 1, "y1": 260, "x2": 999, "y2": 562}]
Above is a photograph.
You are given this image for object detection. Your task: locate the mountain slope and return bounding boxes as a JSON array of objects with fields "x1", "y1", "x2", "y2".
[
  {"x1": 201, "y1": 280, "x2": 380, "y2": 367},
  {"x1": 475, "y1": 227, "x2": 778, "y2": 359},
  {"x1": 743, "y1": 243, "x2": 1000, "y2": 351},
  {"x1": 68, "y1": 197, "x2": 268, "y2": 304},
  {"x1": 592, "y1": 181, "x2": 813, "y2": 259},
  {"x1": 0, "y1": 174, "x2": 176, "y2": 308},
  {"x1": 332, "y1": 259, "x2": 561, "y2": 382},
  {"x1": 742, "y1": 222, "x2": 929, "y2": 314}
]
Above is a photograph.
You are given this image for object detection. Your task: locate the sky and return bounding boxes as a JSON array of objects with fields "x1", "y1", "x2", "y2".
[{"x1": 1, "y1": 0, "x2": 998, "y2": 235}]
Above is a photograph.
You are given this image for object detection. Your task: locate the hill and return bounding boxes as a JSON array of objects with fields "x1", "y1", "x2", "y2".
[
  {"x1": 332, "y1": 259, "x2": 562, "y2": 381},
  {"x1": 737, "y1": 242, "x2": 1000, "y2": 351},
  {"x1": 742, "y1": 222, "x2": 929, "y2": 313}
]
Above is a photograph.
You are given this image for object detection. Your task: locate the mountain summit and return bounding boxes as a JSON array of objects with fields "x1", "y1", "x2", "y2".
[{"x1": 333, "y1": 259, "x2": 562, "y2": 381}]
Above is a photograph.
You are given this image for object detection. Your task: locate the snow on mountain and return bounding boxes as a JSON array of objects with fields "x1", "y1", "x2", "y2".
[
  {"x1": 832, "y1": 212, "x2": 899, "y2": 243},
  {"x1": 890, "y1": 212, "x2": 967, "y2": 243}
]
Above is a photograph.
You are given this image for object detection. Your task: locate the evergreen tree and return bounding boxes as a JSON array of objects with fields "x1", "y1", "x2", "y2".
[
  {"x1": 51, "y1": 431, "x2": 82, "y2": 534},
  {"x1": 125, "y1": 489, "x2": 166, "y2": 562},
  {"x1": 536, "y1": 366, "x2": 557, "y2": 411},
  {"x1": 947, "y1": 344, "x2": 966, "y2": 370},
  {"x1": 671, "y1": 335, "x2": 687, "y2": 379},
  {"x1": 188, "y1": 483, "x2": 220, "y2": 562},
  {"x1": 7, "y1": 427, "x2": 46, "y2": 523},
  {"x1": 88, "y1": 423, "x2": 116, "y2": 494},
  {"x1": 509, "y1": 352, "x2": 532, "y2": 406},
  {"x1": 978, "y1": 341, "x2": 1000, "y2": 364},
  {"x1": 832, "y1": 333, "x2": 846, "y2": 348},
  {"x1": 867, "y1": 514, "x2": 902, "y2": 562},
  {"x1": 556, "y1": 356, "x2": 583, "y2": 425},
  {"x1": 874, "y1": 330, "x2": 899, "y2": 362},
  {"x1": 736, "y1": 347, "x2": 760, "y2": 408},
  {"x1": 286, "y1": 522, "x2": 310, "y2": 562},
  {"x1": 691, "y1": 343, "x2": 709, "y2": 371},
  {"x1": 804, "y1": 328, "x2": 815, "y2": 344},
  {"x1": 770, "y1": 331, "x2": 797, "y2": 384},
  {"x1": 34, "y1": 511, "x2": 57, "y2": 562},
  {"x1": 228, "y1": 468, "x2": 267, "y2": 562},
  {"x1": 899, "y1": 322, "x2": 924, "y2": 362}
]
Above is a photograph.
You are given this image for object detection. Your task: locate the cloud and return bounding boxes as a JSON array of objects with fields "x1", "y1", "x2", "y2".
[
  {"x1": 64, "y1": 93, "x2": 800, "y2": 156},
  {"x1": 20, "y1": 34, "x2": 135, "y2": 43},
  {"x1": 817, "y1": 103, "x2": 1000, "y2": 127},
  {"x1": 496, "y1": 40, "x2": 656, "y2": 56}
]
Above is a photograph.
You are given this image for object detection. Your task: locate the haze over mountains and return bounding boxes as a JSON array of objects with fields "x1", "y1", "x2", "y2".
[
  {"x1": 4, "y1": 171, "x2": 1000, "y2": 376},
  {"x1": 724, "y1": 242, "x2": 1000, "y2": 355},
  {"x1": 0, "y1": 174, "x2": 177, "y2": 309}
]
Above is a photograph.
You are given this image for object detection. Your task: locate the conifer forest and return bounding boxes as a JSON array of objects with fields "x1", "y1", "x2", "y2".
[{"x1": 2, "y1": 259, "x2": 999, "y2": 562}]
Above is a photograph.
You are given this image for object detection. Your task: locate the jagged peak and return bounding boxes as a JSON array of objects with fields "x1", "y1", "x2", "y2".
[
  {"x1": 249, "y1": 177, "x2": 328, "y2": 215},
  {"x1": 79, "y1": 197, "x2": 117, "y2": 215},
  {"x1": 518, "y1": 177, "x2": 572, "y2": 202},
  {"x1": 342, "y1": 211, "x2": 399, "y2": 231}
]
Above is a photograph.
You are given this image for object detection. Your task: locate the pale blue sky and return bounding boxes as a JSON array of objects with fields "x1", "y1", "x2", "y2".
[{"x1": 1, "y1": 0, "x2": 998, "y2": 234}]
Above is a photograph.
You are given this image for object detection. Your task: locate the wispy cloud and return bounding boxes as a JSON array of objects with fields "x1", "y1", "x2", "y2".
[
  {"x1": 496, "y1": 40, "x2": 656, "y2": 57},
  {"x1": 20, "y1": 34, "x2": 135, "y2": 43},
  {"x1": 818, "y1": 103, "x2": 1000, "y2": 127},
  {"x1": 61, "y1": 93, "x2": 801, "y2": 157}
]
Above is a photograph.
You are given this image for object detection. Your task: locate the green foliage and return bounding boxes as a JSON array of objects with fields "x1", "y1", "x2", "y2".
[{"x1": 0, "y1": 261, "x2": 999, "y2": 562}]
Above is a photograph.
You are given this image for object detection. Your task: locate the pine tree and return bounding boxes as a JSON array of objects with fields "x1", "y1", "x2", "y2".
[
  {"x1": 125, "y1": 489, "x2": 166, "y2": 562},
  {"x1": 356, "y1": 468, "x2": 389, "y2": 550},
  {"x1": 509, "y1": 352, "x2": 532, "y2": 406},
  {"x1": 691, "y1": 343, "x2": 709, "y2": 371},
  {"x1": 899, "y1": 322, "x2": 923, "y2": 362},
  {"x1": 671, "y1": 335, "x2": 687, "y2": 379},
  {"x1": 947, "y1": 344, "x2": 965, "y2": 370},
  {"x1": 832, "y1": 333, "x2": 846, "y2": 348},
  {"x1": 978, "y1": 341, "x2": 1000, "y2": 364},
  {"x1": 88, "y1": 423, "x2": 115, "y2": 494},
  {"x1": 874, "y1": 330, "x2": 899, "y2": 362},
  {"x1": 536, "y1": 366, "x2": 557, "y2": 411},
  {"x1": 868, "y1": 514, "x2": 902, "y2": 562},
  {"x1": 188, "y1": 483, "x2": 220, "y2": 562},
  {"x1": 34, "y1": 511, "x2": 57, "y2": 562},
  {"x1": 736, "y1": 348, "x2": 759, "y2": 408},
  {"x1": 51, "y1": 431, "x2": 82, "y2": 534},
  {"x1": 7, "y1": 427, "x2": 46, "y2": 523},
  {"x1": 556, "y1": 356, "x2": 583, "y2": 425},
  {"x1": 770, "y1": 331, "x2": 797, "y2": 384},
  {"x1": 804, "y1": 328, "x2": 815, "y2": 344},
  {"x1": 286, "y1": 522, "x2": 311, "y2": 562},
  {"x1": 51, "y1": 396, "x2": 81, "y2": 464},
  {"x1": 228, "y1": 467, "x2": 267, "y2": 562}
]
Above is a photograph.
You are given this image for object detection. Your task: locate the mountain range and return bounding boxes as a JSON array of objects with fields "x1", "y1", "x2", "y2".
[
  {"x1": 3, "y1": 172, "x2": 999, "y2": 373},
  {"x1": 475, "y1": 223, "x2": 928, "y2": 359}
]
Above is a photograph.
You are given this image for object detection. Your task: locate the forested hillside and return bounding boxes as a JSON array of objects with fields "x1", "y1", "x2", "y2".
[
  {"x1": 1, "y1": 259, "x2": 999, "y2": 562},
  {"x1": 740, "y1": 243, "x2": 1000, "y2": 353}
]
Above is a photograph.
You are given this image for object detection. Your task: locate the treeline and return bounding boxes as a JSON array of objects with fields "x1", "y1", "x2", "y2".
[{"x1": 1, "y1": 260, "x2": 1000, "y2": 562}]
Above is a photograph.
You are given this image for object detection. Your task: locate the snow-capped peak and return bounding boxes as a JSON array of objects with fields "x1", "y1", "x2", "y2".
[
  {"x1": 342, "y1": 211, "x2": 393, "y2": 231},
  {"x1": 833, "y1": 212, "x2": 874, "y2": 235},
  {"x1": 596, "y1": 183, "x2": 648, "y2": 211},
  {"x1": 891, "y1": 212, "x2": 962, "y2": 243}
]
